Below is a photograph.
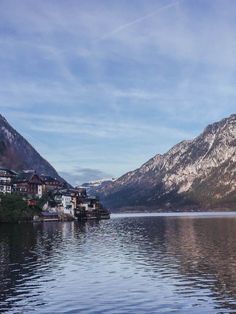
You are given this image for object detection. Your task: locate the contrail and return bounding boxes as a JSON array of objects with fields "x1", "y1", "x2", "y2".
[{"x1": 97, "y1": 0, "x2": 181, "y2": 41}]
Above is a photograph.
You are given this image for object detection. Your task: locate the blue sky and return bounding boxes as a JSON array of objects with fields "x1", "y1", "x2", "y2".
[{"x1": 0, "y1": 0, "x2": 236, "y2": 185}]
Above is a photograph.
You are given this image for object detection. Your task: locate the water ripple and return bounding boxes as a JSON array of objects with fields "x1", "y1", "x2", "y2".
[{"x1": 1, "y1": 215, "x2": 236, "y2": 313}]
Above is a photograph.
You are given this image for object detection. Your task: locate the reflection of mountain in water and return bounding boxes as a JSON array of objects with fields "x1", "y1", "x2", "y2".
[
  {"x1": 165, "y1": 218, "x2": 236, "y2": 311},
  {"x1": 1, "y1": 217, "x2": 236, "y2": 312},
  {"x1": 111, "y1": 216, "x2": 236, "y2": 311}
]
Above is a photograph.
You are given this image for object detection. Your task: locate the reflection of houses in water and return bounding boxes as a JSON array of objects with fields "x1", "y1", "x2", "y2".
[
  {"x1": 2, "y1": 217, "x2": 236, "y2": 312},
  {"x1": 0, "y1": 220, "x2": 101, "y2": 311}
]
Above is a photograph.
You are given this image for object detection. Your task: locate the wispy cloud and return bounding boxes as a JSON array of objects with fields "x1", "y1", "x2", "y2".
[
  {"x1": 0, "y1": 0, "x2": 236, "y2": 181},
  {"x1": 8, "y1": 111, "x2": 194, "y2": 140},
  {"x1": 97, "y1": 0, "x2": 182, "y2": 41},
  {"x1": 60, "y1": 168, "x2": 113, "y2": 186}
]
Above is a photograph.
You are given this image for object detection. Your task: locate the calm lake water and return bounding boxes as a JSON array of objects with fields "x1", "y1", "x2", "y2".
[{"x1": 1, "y1": 213, "x2": 236, "y2": 313}]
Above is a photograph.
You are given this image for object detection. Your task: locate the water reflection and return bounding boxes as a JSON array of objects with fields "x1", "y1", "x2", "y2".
[
  {"x1": 165, "y1": 218, "x2": 236, "y2": 311},
  {"x1": 1, "y1": 216, "x2": 236, "y2": 313}
]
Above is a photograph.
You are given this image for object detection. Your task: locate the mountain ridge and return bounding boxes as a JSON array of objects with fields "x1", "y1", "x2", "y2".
[
  {"x1": 0, "y1": 114, "x2": 65, "y2": 182},
  {"x1": 96, "y1": 114, "x2": 236, "y2": 211}
]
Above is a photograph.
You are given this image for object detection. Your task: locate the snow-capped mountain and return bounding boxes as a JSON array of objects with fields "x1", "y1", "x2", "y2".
[
  {"x1": 81, "y1": 178, "x2": 116, "y2": 195},
  {"x1": 96, "y1": 114, "x2": 236, "y2": 211}
]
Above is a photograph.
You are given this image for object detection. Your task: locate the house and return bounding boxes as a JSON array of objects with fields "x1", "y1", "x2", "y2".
[
  {"x1": 13, "y1": 171, "x2": 43, "y2": 198},
  {"x1": 73, "y1": 186, "x2": 110, "y2": 219},
  {"x1": 78, "y1": 196, "x2": 100, "y2": 212},
  {"x1": 40, "y1": 175, "x2": 63, "y2": 192},
  {"x1": 75, "y1": 187, "x2": 87, "y2": 198},
  {"x1": 0, "y1": 168, "x2": 17, "y2": 194},
  {"x1": 75, "y1": 193, "x2": 103, "y2": 220},
  {"x1": 54, "y1": 189, "x2": 76, "y2": 217},
  {"x1": 37, "y1": 186, "x2": 108, "y2": 220}
]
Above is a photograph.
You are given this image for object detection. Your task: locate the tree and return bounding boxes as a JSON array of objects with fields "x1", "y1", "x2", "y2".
[{"x1": 0, "y1": 194, "x2": 33, "y2": 222}]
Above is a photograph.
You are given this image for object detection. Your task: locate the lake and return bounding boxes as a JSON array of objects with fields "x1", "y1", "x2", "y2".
[{"x1": 1, "y1": 213, "x2": 236, "y2": 313}]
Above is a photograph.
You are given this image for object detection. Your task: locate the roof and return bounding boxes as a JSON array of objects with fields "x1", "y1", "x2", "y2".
[
  {"x1": 0, "y1": 168, "x2": 18, "y2": 176},
  {"x1": 14, "y1": 172, "x2": 43, "y2": 184},
  {"x1": 53, "y1": 188, "x2": 80, "y2": 197},
  {"x1": 40, "y1": 175, "x2": 61, "y2": 183},
  {"x1": 75, "y1": 187, "x2": 87, "y2": 193},
  {"x1": 54, "y1": 192, "x2": 72, "y2": 197}
]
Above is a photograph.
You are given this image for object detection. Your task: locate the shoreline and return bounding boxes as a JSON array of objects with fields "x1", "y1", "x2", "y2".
[{"x1": 111, "y1": 211, "x2": 236, "y2": 217}]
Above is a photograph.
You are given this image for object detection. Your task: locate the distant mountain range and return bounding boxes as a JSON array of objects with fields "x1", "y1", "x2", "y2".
[
  {"x1": 81, "y1": 178, "x2": 116, "y2": 195},
  {"x1": 0, "y1": 114, "x2": 64, "y2": 182},
  {"x1": 95, "y1": 114, "x2": 236, "y2": 212}
]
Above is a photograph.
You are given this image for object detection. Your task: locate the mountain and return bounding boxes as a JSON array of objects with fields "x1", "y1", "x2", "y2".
[
  {"x1": 0, "y1": 114, "x2": 64, "y2": 182},
  {"x1": 81, "y1": 178, "x2": 116, "y2": 195},
  {"x1": 96, "y1": 114, "x2": 236, "y2": 211}
]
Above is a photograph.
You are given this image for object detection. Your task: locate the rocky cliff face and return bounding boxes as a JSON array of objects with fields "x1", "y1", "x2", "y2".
[
  {"x1": 97, "y1": 114, "x2": 236, "y2": 211},
  {"x1": 0, "y1": 114, "x2": 64, "y2": 181}
]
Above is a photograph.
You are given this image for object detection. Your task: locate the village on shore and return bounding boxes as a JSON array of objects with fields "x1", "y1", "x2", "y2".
[{"x1": 0, "y1": 167, "x2": 110, "y2": 222}]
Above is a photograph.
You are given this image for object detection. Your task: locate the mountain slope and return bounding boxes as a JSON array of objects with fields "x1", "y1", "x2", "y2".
[
  {"x1": 97, "y1": 114, "x2": 236, "y2": 211},
  {"x1": 0, "y1": 114, "x2": 64, "y2": 181}
]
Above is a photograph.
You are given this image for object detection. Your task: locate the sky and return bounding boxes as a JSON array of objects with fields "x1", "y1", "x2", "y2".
[{"x1": 0, "y1": 0, "x2": 236, "y2": 185}]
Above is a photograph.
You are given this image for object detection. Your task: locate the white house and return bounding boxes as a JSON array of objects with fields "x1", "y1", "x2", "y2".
[
  {"x1": 54, "y1": 191, "x2": 76, "y2": 217},
  {"x1": 0, "y1": 168, "x2": 17, "y2": 194}
]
